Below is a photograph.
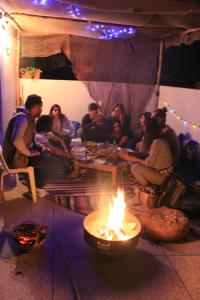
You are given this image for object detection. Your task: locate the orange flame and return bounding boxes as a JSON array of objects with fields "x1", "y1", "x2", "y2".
[
  {"x1": 107, "y1": 189, "x2": 127, "y2": 240},
  {"x1": 98, "y1": 189, "x2": 135, "y2": 241}
]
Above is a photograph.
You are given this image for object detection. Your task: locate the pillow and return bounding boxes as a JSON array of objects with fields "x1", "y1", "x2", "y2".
[
  {"x1": 71, "y1": 121, "x2": 81, "y2": 138},
  {"x1": 141, "y1": 206, "x2": 189, "y2": 241}
]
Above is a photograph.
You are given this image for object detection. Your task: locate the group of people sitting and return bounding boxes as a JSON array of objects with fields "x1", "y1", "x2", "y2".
[
  {"x1": 81, "y1": 102, "x2": 130, "y2": 148},
  {"x1": 2, "y1": 94, "x2": 181, "y2": 197},
  {"x1": 80, "y1": 101, "x2": 180, "y2": 188}
]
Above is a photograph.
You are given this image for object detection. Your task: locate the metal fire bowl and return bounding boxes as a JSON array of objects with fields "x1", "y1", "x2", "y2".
[{"x1": 83, "y1": 211, "x2": 141, "y2": 256}]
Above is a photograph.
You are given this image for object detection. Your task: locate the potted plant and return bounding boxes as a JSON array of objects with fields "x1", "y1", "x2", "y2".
[{"x1": 20, "y1": 67, "x2": 42, "y2": 79}]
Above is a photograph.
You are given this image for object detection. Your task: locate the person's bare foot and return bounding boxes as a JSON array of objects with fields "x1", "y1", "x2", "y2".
[{"x1": 67, "y1": 171, "x2": 79, "y2": 179}]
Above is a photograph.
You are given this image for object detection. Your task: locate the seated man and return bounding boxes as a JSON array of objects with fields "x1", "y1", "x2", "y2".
[
  {"x1": 177, "y1": 134, "x2": 200, "y2": 186},
  {"x1": 106, "y1": 120, "x2": 130, "y2": 147},
  {"x1": 3, "y1": 94, "x2": 42, "y2": 169},
  {"x1": 2, "y1": 94, "x2": 48, "y2": 196},
  {"x1": 81, "y1": 102, "x2": 106, "y2": 142}
]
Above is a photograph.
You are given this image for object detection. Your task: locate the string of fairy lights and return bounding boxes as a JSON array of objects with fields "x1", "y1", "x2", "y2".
[
  {"x1": 66, "y1": 4, "x2": 86, "y2": 20},
  {"x1": 66, "y1": 4, "x2": 136, "y2": 39},
  {"x1": 0, "y1": 10, "x2": 12, "y2": 57},
  {"x1": 164, "y1": 101, "x2": 200, "y2": 130},
  {"x1": 86, "y1": 23, "x2": 136, "y2": 40},
  {"x1": 32, "y1": 1, "x2": 136, "y2": 40},
  {"x1": 33, "y1": 0, "x2": 48, "y2": 5}
]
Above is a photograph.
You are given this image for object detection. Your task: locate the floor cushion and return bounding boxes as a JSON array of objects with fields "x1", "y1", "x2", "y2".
[{"x1": 141, "y1": 206, "x2": 189, "y2": 241}]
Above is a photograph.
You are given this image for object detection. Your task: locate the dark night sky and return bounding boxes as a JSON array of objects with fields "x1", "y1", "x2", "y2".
[
  {"x1": 20, "y1": 41, "x2": 200, "y2": 89},
  {"x1": 20, "y1": 54, "x2": 77, "y2": 80},
  {"x1": 160, "y1": 41, "x2": 200, "y2": 88}
]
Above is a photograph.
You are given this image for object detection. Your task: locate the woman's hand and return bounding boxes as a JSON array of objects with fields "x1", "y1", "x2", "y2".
[
  {"x1": 50, "y1": 132, "x2": 67, "y2": 152},
  {"x1": 118, "y1": 150, "x2": 131, "y2": 161},
  {"x1": 119, "y1": 150, "x2": 146, "y2": 165},
  {"x1": 29, "y1": 150, "x2": 41, "y2": 157}
]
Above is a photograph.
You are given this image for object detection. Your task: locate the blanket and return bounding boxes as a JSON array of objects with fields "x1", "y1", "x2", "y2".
[{"x1": 44, "y1": 169, "x2": 135, "y2": 215}]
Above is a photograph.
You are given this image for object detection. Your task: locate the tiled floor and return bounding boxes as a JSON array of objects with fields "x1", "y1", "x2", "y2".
[{"x1": 0, "y1": 196, "x2": 199, "y2": 300}]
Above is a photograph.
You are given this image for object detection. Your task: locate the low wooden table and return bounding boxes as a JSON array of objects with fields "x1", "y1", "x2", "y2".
[{"x1": 74, "y1": 160, "x2": 118, "y2": 185}]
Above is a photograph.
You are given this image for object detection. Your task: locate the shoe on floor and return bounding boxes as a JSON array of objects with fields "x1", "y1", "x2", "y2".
[{"x1": 36, "y1": 188, "x2": 49, "y2": 198}]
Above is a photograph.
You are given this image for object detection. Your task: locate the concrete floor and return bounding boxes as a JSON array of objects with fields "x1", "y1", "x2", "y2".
[{"x1": 0, "y1": 192, "x2": 200, "y2": 300}]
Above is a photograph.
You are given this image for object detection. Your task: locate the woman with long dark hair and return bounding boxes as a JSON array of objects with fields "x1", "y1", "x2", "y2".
[
  {"x1": 110, "y1": 103, "x2": 130, "y2": 131},
  {"x1": 107, "y1": 103, "x2": 131, "y2": 146},
  {"x1": 134, "y1": 112, "x2": 151, "y2": 155},
  {"x1": 126, "y1": 111, "x2": 151, "y2": 154},
  {"x1": 151, "y1": 107, "x2": 181, "y2": 166},
  {"x1": 119, "y1": 118, "x2": 173, "y2": 186},
  {"x1": 35, "y1": 115, "x2": 74, "y2": 175},
  {"x1": 49, "y1": 104, "x2": 72, "y2": 147}
]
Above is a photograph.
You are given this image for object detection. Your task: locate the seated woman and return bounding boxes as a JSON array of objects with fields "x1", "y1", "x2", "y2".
[
  {"x1": 35, "y1": 115, "x2": 73, "y2": 174},
  {"x1": 119, "y1": 118, "x2": 173, "y2": 187},
  {"x1": 126, "y1": 112, "x2": 152, "y2": 159},
  {"x1": 81, "y1": 102, "x2": 106, "y2": 142},
  {"x1": 106, "y1": 120, "x2": 130, "y2": 147},
  {"x1": 49, "y1": 104, "x2": 72, "y2": 148},
  {"x1": 132, "y1": 112, "x2": 151, "y2": 156},
  {"x1": 108, "y1": 103, "x2": 130, "y2": 131},
  {"x1": 151, "y1": 107, "x2": 181, "y2": 166}
]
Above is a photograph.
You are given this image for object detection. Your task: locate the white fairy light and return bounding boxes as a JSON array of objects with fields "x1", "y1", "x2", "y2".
[
  {"x1": 164, "y1": 100, "x2": 200, "y2": 130},
  {"x1": 86, "y1": 23, "x2": 136, "y2": 40},
  {"x1": 65, "y1": 4, "x2": 136, "y2": 39},
  {"x1": 0, "y1": 12, "x2": 12, "y2": 57}
]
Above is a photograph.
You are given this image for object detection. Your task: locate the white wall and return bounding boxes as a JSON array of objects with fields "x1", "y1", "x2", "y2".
[
  {"x1": 159, "y1": 86, "x2": 200, "y2": 143},
  {"x1": 20, "y1": 79, "x2": 94, "y2": 122},
  {"x1": 20, "y1": 80, "x2": 200, "y2": 143},
  {"x1": 0, "y1": 25, "x2": 18, "y2": 133}
]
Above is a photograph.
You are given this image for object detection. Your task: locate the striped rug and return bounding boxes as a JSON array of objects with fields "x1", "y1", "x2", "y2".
[{"x1": 44, "y1": 169, "x2": 136, "y2": 215}]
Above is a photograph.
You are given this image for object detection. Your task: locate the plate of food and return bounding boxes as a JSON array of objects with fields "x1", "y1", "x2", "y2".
[
  {"x1": 77, "y1": 156, "x2": 93, "y2": 162},
  {"x1": 83, "y1": 141, "x2": 97, "y2": 147},
  {"x1": 97, "y1": 142, "x2": 104, "y2": 147},
  {"x1": 95, "y1": 158, "x2": 106, "y2": 164},
  {"x1": 71, "y1": 146, "x2": 86, "y2": 153},
  {"x1": 123, "y1": 148, "x2": 134, "y2": 153}
]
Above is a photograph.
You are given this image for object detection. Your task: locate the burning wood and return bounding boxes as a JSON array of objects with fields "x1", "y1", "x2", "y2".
[
  {"x1": 97, "y1": 222, "x2": 137, "y2": 241},
  {"x1": 96, "y1": 189, "x2": 137, "y2": 241},
  {"x1": 11, "y1": 222, "x2": 47, "y2": 247}
]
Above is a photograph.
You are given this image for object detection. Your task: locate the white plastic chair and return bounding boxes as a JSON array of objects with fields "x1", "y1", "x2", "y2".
[{"x1": 0, "y1": 146, "x2": 37, "y2": 202}]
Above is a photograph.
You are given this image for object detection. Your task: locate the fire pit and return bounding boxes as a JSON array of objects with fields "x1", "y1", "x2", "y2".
[
  {"x1": 83, "y1": 190, "x2": 141, "y2": 256},
  {"x1": 10, "y1": 222, "x2": 47, "y2": 252}
]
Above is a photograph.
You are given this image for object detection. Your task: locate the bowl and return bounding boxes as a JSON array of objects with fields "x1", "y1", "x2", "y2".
[
  {"x1": 97, "y1": 143, "x2": 104, "y2": 147},
  {"x1": 83, "y1": 211, "x2": 141, "y2": 256},
  {"x1": 95, "y1": 158, "x2": 106, "y2": 164},
  {"x1": 11, "y1": 222, "x2": 47, "y2": 253}
]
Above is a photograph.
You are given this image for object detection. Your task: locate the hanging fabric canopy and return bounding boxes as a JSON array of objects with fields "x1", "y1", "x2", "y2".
[
  {"x1": 63, "y1": 35, "x2": 160, "y2": 123},
  {"x1": 1, "y1": 0, "x2": 200, "y2": 49}
]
